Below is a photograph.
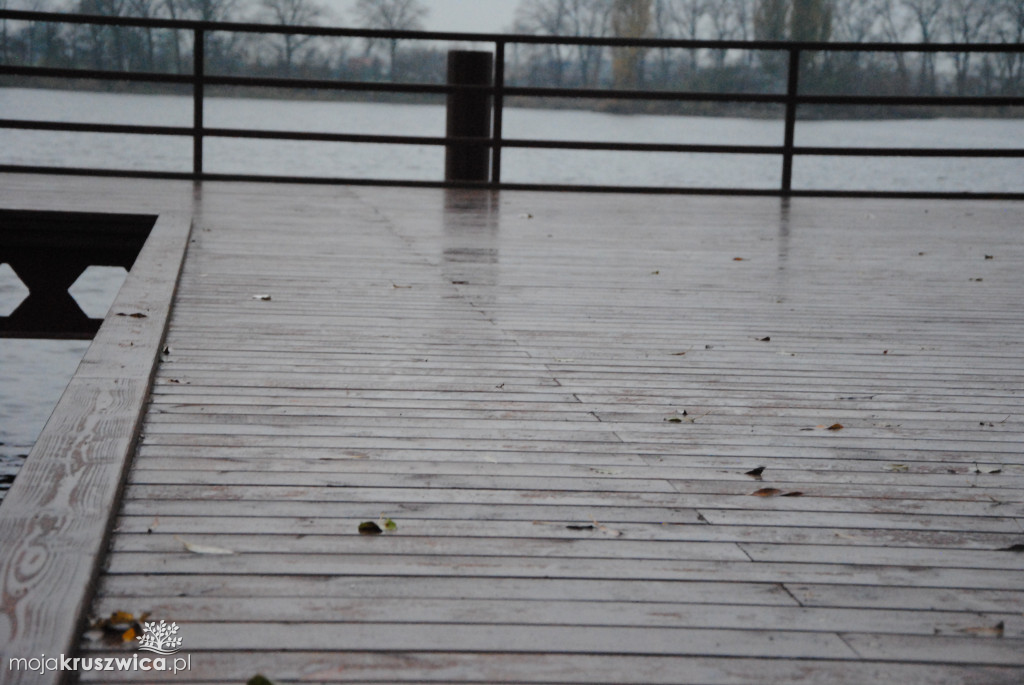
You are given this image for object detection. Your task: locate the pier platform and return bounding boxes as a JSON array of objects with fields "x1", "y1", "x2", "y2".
[{"x1": 1, "y1": 173, "x2": 1023, "y2": 684}]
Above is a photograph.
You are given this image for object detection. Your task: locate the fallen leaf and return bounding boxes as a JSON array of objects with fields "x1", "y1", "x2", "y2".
[
  {"x1": 175, "y1": 536, "x2": 235, "y2": 555},
  {"x1": 566, "y1": 524, "x2": 595, "y2": 531},
  {"x1": 358, "y1": 521, "x2": 382, "y2": 535},
  {"x1": 451, "y1": 280, "x2": 469, "y2": 285},
  {"x1": 116, "y1": 312, "x2": 147, "y2": 318},
  {"x1": 89, "y1": 611, "x2": 151, "y2": 647},
  {"x1": 665, "y1": 417, "x2": 683, "y2": 423},
  {"x1": 751, "y1": 488, "x2": 782, "y2": 497},
  {"x1": 998, "y1": 543, "x2": 1024, "y2": 552},
  {"x1": 985, "y1": 255, "x2": 994, "y2": 260},
  {"x1": 827, "y1": 423, "x2": 844, "y2": 431},
  {"x1": 959, "y1": 621, "x2": 1004, "y2": 637},
  {"x1": 251, "y1": 294, "x2": 272, "y2": 301},
  {"x1": 780, "y1": 491, "x2": 804, "y2": 497},
  {"x1": 758, "y1": 336, "x2": 771, "y2": 342},
  {"x1": 733, "y1": 257, "x2": 745, "y2": 261},
  {"x1": 885, "y1": 464, "x2": 909, "y2": 472},
  {"x1": 651, "y1": 270, "x2": 660, "y2": 275},
  {"x1": 248, "y1": 676, "x2": 276, "y2": 685},
  {"x1": 382, "y1": 518, "x2": 398, "y2": 532}
]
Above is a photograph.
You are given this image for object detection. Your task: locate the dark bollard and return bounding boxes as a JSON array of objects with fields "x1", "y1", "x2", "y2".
[{"x1": 445, "y1": 50, "x2": 493, "y2": 183}]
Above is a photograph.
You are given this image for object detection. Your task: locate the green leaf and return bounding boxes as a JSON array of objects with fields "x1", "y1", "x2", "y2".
[{"x1": 383, "y1": 518, "x2": 398, "y2": 532}]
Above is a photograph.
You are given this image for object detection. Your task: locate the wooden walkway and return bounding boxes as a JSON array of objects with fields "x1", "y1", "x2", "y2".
[{"x1": 1, "y1": 173, "x2": 1023, "y2": 684}]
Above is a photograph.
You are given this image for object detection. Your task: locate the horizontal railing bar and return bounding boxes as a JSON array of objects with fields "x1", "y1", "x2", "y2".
[
  {"x1": 2, "y1": 9, "x2": 1023, "y2": 54},
  {"x1": 0, "y1": 118, "x2": 194, "y2": 136},
  {"x1": 7, "y1": 64, "x2": 1020, "y2": 110},
  {"x1": 795, "y1": 146, "x2": 1024, "y2": 157},
  {"x1": 5, "y1": 120, "x2": 1024, "y2": 159},
  {"x1": 0, "y1": 64, "x2": 195, "y2": 84},
  {"x1": 798, "y1": 94, "x2": 1024, "y2": 107},
  {"x1": 4, "y1": 163, "x2": 1021, "y2": 200},
  {"x1": 504, "y1": 86, "x2": 786, "y2": 103}
]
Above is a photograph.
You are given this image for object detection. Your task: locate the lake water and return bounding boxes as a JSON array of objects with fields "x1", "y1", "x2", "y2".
[
  {"x1": 2, "y1": 87, "x2": 1023, "y2": 191},
  {"x1": 1, "y1": 87, "x2": 1022, "y2": 503}
]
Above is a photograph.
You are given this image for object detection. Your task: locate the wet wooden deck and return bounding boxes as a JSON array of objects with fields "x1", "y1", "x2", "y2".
[{"x1": 1, "y1": 173, "x2": 1023, "y2": 684}]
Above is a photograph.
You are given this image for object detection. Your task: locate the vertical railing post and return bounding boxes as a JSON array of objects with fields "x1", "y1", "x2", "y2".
[
  {"x1": 781, "y1": 47, "x2": 800, "y2": 194},
  {"x1": 445, "y1": 50, "x2": 493, "y2": 183},
  {"x1": 193, "y1": 28, "x2": 204, "y2": 178},
  {"x1": 491, "y1": 40, "x2": 505, "y2": 185}
]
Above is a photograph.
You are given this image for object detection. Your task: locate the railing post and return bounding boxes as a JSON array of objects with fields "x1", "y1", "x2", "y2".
[
  {"x1": 491, "y1": 41, "x2": 505, "y2": 185},
  {"x1": 193, "y1": 28, "x2": 204, "y2": 178},
  {"x1": 445, "y1": 50, "x2": 493, "y2": 183},
  {"x1": 781, "y1": 47, "x2": 800, "y2": 195}
]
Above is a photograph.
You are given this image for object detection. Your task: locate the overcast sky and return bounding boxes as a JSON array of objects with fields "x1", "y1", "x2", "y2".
[{"x1": 338, "y1": 0, "x2": 521, "y2": 35}]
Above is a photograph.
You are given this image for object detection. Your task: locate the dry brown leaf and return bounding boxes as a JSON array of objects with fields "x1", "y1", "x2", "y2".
[
  {"x1": 827, "y1": 423, "x2": 844, "y2": 431},
  {"x1": 751, "y1": 488, "x2": 782, "y2": 497},
  {"x1": 959, "y1": 621, "x2": 1004, "y2": 637}
]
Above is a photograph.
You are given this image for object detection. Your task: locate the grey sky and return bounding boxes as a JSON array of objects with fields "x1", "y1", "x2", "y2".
[{"x1": 338, "y1": 1, "x2": 520, "y2": 34}]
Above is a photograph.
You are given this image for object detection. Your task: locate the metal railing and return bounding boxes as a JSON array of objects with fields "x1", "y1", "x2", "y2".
[{"x1": 1, "y1": 9, "x2": 1023, "y2": 198}]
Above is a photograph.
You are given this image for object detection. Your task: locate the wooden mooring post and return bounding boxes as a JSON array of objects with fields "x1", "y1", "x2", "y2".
[{"x1": 445, "y1": 50, "x2": 493, "y2": 183}]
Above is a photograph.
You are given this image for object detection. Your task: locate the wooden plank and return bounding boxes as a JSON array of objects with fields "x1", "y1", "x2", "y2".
[
  {"x1": 7, "y1": 177, "x2": 1024, "y2": 682},
  {"x1": 72, "y1": 652, "x2": 1024, "y2": 685},
  {"x1": 0, "y1": 210, "x2": 191, "y2": 685},
  {"x1": 94, "y1": 574, "x2": 798, "y2": 606},
  {"x1": 109, "y1": 514, "x2": 1024, "y2": 550},
  {"x1": 98, "y1": 552, "x2": 1024, "y2": 590},
  {"x1": 86, "y1": 595, "x2": 1022, "y2": 637}
]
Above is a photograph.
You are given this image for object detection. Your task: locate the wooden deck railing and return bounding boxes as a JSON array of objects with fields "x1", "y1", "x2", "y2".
[{"x1": 1, "y1": 9, "x2": 1023, "y2": 198}]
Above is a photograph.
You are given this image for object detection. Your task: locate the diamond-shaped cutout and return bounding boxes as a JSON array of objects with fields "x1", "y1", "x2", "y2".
[
  {"x1": 0, "y1": 263, "x2": 29, "y2": 317},
  {"x1": 68, "y1": 266, "x2": 128, "y2": 319}
]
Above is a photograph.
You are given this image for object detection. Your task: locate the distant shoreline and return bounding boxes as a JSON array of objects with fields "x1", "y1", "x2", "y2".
[{"x1": 3, "y1": 78, "x2": 1021, "y2": 120}]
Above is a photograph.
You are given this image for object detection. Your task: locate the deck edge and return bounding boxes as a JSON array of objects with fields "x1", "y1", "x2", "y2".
[{"x1": 0, "y1": 211, "x2": 192, "y2": 685}]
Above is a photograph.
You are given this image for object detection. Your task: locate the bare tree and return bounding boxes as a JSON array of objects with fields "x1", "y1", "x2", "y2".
[
  {"x1": 611, "y1": 0, "x2": 650, "y2": 89},
  {"x1": 830, "y1": 0, "x2": 878, "y2": 70},
  {"x1": 941, "y1": 0, "x2": 996, "y2": 94},
  {"x1": 514, "y1": 0, "x2": 571, "y2": 86},
  {"x1": 1, "y1": 0, "x2": 9, "y2": 63},
  {"x1": 653, "y1": 0, "x2": 708, "y2": 79},
  {"x1": 901, "y1": 0, "x2": 943, "y2": 93},
  {"x1": 126, "y1": 0, "x2": 162, "y2": 70},
  {"x1": 873, "y1": 0, "x2": 911, "y2": 88},
  {"x1": 259, "y1": 0, "x2": 327, "y2": 75},
  {"x1": 994, "y1": 0, "x2": 1024, "y2": 93},
  {"x1": 353, "y1": 0, "x2": 428, "y2": 80},
  {"x1": 564, "y1": 0, "x2": 610, "y2": 86}
]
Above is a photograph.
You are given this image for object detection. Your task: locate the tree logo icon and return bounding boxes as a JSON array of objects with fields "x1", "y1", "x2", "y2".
[{"x1": 136, "y1": 620, "x2": 183, "y2": 655}]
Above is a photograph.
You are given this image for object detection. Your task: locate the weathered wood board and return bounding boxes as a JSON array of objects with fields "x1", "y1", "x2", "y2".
[{"x1": 1, "y1": 174, "x2": 1022, "y2": 683}]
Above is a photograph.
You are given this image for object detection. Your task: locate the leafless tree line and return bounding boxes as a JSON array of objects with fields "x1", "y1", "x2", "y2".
[
  {"x1": 510, "y1": 0, "x2": 1024, "y2": 96},
  {"x1": 0, "y1": 0, "x2": 431, "y2": 79},
  {"x1": 2, "y1": 0, "x2": 1022, "y2": 98}
]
